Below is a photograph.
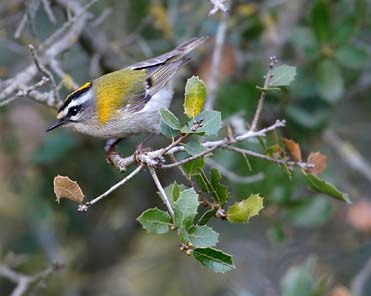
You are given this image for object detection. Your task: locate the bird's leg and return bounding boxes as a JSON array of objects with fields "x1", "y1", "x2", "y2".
[
  {"x1": 105, "y1": 138, "x2": 123, "y2": 164},
  {"x1": 134, "y1": 133, "x2": 154, "y2": 163}
]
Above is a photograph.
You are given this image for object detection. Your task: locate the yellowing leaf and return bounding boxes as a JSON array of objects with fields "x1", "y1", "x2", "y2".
[
  {"x1": 227, "y1": 194, "x2": 264, "y2": 223},
  {"x1": 53, "y1": 175, "x2": 84, "y2": 204},
  {"x1": 184, "y1": 76, "x2": 207, "y2": 118},
  {"x1": 282, "y1": 138, "x2": 302, "y2": 162},
  {"x1": 307, "y1": 152, "x2": 327, "y2": 174}
]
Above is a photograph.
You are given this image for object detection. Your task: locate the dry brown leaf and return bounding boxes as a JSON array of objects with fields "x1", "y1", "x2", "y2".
[
  {"x1": 53, "y1": 175, "x2": 84, "y2": 204},
  {"x1": 346, "y1": 199, "x2": 371, "y2": 233},
  {"x1": 307, "y1": 152, "x2": 327, "y2": 174},
  {"x1": 282, "y1": 138, "x2": 302, "y2": 162},
  {"x1": 329, "y1": 286, "x2": 352, "y2": 296}
]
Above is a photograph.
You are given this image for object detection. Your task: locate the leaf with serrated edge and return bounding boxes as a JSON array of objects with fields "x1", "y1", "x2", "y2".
[
  {"x1": 174, "y1": 188, "x2": 199, "y2": 229},
  {"x1": 303, "y1": 172, "x2": 350, "y2": 203},
  {"x1": 193, "y1": 247, "x2": 235, "y2": 273},
  {"x1": 159, "y1": 109, "x2": 180, "y2": 130},
  {"x1": 227, "y1": 194, "x2": 264, "y2": 223},
  {"x1": 137, "y1": 208, "x2": 171, "y2": 234},
  {"x1": 188, "y1": 111, "x2": 221, "y2": 136},
  {"x1": 54, "y1": 175, "x2": 84, "y2": 204},
  {"x1": 184, "y1": 76, "x2": 207, "y2": 118},
  {"x1": 163, "y1": 182, "x2": 180, "y2": 204},
  {"x1": 283, "y1": 138, "x2": 302, "y2": 162},
  {"x1": 269, "y1": 65, "x2": 296, "y2": 87}
]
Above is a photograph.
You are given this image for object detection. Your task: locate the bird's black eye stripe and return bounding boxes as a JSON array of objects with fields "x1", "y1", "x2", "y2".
[{"x1": 58, "y1": 81, "x2": 92, "y2": 112}]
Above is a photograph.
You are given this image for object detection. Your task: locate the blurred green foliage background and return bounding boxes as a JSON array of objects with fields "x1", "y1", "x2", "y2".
[{"x1": 0, "y1": 0, "x2": 370, "y2": 295}]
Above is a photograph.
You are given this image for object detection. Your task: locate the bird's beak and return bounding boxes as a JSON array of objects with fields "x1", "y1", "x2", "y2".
[{"x1": 46, "y1": 118, "x2": 68, "y2": 132}]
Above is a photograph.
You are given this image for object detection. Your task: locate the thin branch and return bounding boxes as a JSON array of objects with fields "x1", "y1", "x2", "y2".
[
  {"x1": 250, "y1": 56, "x2": 278, "y2": 131},
  {"x1": 0, "y1": 263, "x2": 61, "y2": 296},
  {"x1": 224, "y1": 145, "x2": 313, "y2": 170},
  {"x1": 77, "y1": 165, "x2": 144, "y2": 212},
  {"x1": 205, "y1": 158, "x2": 264, "y2": 184},
  {"x1": 324, "y1": 129, "x2": 371, "y2": 183},
  {"x1": 204, "y1": 10, "x2": 229, "y2": 110},
  {"x1": 149, "y1": 167, "x2": 174, "y2": 218}
]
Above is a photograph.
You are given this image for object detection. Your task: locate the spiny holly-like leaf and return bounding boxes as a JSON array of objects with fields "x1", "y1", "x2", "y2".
[
  {"x1": 137, "y1": 208, "x2": 171, "y2": 234},
  {"x1": 193, "y1": 247, "x2": 235, "y2": 273},
  {"x1": 184, "y1": 141, "x2": 207, "y2": 156},
  {"x1": 159, "y1": 109, "x2": 180, "y2": 130},
  {"x1": 184, "y1": 76, "x2": 207, "y2": 118},
  {"x1": 303, "y1": 172, "x2": 350, "y2": 203},
  {"x1": 174, "y1": 188, "x2": 199, "y2": 229},
  {"x1": 179, "y1": 225, "x2": 219, "y2": 248},
  {"x1": 160, "y1": 119, "x2": 178, "y2": 138},
  {"x1": 269, "y1": 65, "x2": 297, "y2": 87},
  {"x1": 163, "y1": 182, "x2": 180, "y2": 204},
  {"x1": 53, "y1": 175, "x2": 84, "y2": 204},
  {"x1": 307, "y1": 152, "x2": 327, "y2": 174},
  {"x1": 227, "y1": 194, "x2": 264, "y2": 223},
  {"x1": 183, "y1": 157, "x2": 205, "y2": 177},
  {"x1": 210, "y1": 168, "x2": 229, "y2": 206},
  {"x1": 282, "y1": 138, "x2": 302, "y2": 162}
]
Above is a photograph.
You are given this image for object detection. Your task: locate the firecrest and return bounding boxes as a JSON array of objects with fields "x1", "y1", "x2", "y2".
[{"x1": 47, "y1": 37, "x2": 207, "y2": 141}]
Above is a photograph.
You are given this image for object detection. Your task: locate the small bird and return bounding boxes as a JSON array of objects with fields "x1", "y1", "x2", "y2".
[{"x1": 47, "y1": 37, "x2": 207, "y2": 158}]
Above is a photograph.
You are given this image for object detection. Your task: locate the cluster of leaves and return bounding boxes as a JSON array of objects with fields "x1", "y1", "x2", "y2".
[{"x1": 138, "y1": 76, "x2": 264, "y2": 272}]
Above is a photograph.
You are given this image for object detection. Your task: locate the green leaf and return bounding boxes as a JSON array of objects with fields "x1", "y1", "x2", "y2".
[
  {"x1": 184, "y1": 141, "x2": 207, "y2": 156},
  {"x1": 269, "y1": 65, "x2": 297, "y2": 87},
  {"x1": 137, "y1": 208, "x2": 171, "y2": 234},
  {"x1": 281, "y1": 260, "x2": 316, "y2": 296},
  {"x1": 163, "y1": 182, "x2": 180, "y2": 204},
  {"x1": 184, "y1": 76, "x2": 207, "y2": 118},
  {"x1": 160, "y1": 118, "x2": 178, "y2": 138},
  {"x1": 183, "y1": 157, "x2": 205, "y2": 177},
  {"x1": 159, "y1": 109, "x2": 180, "y2": 130},
  {"x1": 210, "y1": 168, "x2": 229, "y2": 206},
  {"x1": 194, "y1": 173, "x2": 209, "y2": 192},
  {"x1": 197, "y1": 208, "x2": 218, "y2": 226},
  {"x1": 179, "y1": 225, "x2": 219, "y2": 248},
  {"x1": 303, "y1": 172, "x2": 350, "y2": 203},
  {"x1": 193, "y1": 247, "x2": 235, "y2": 273},
  {"x1": 227, "y1": 194, "x2": 264, "y2": 223},
  {"x1": 286, "y1": 197, "x2": 332, "y2": 227},
  {"x1": 183, "y1": 110, "x2": 222, "y2": 136},
  {"x1": 316, "y1": 60, "x2": 344, "y2": 103},
  {"x1": 335, "y1": 46, "x2": 369, "y2": 70},
  {"x1": 174, "y1": 188, "x2": 199, "y2": 229},
  {"x1": 310, "y1": 0, "x2": 330, "y2": 44},
  {"x1": 332, "y1": 15, "x2": 357, "y2": 46},
  {"x1": 290, "y1": 27, "x2": 319, "y2": 60}
]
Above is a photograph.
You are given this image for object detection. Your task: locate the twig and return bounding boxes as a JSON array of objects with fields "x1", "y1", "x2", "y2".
[
  {"x1": 205, "y1": 158, "x2": 264, "y2": 184},
  {"x1": 0, "y1": 263, "x2": 61, "y2": 296},
  {"x1": 149, "y1": 167, "x2": 174, "y2": 218},
  {"x1": 209, "y1": 0, "x2": 231, "y2": 16},
  {"x1": 224, "y1": 145, "x2": 314, "y2": 170},
  {"x1": 204, "y1": 9, "x2": 229, "y2": 110},
  {"x1": 324, "y1": 129, "x2": 371, "y2": 183},
  {"x1": 351, "y1": 256, "x2": 371, "y2": 296},
  {"x1": 250, "y1": 56, "x2": 278, "y2": 131},
  {"x1": 77, "y1": 165, "x2": 144, "y2": 212},
  {"x1": 41, "y1": 0, "x2": 56, "y2": 23},
  {"x1": 169, "y1": 154, "x2": 193, "y2": 187}
]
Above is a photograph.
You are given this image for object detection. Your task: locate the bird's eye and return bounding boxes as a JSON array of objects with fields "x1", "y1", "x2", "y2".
[{"x1": 69, "y1": 106, "x2": 80, "y2": 116}]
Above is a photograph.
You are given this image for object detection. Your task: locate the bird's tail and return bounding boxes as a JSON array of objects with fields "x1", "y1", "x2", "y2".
[{"x1": 131, "y1": 36, "x2": 208, "y2": 70}]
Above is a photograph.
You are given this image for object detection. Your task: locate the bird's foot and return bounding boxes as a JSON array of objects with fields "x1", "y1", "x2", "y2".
[{"x1": 104, "y1": 138, "x2": 123, "y2": 165}]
